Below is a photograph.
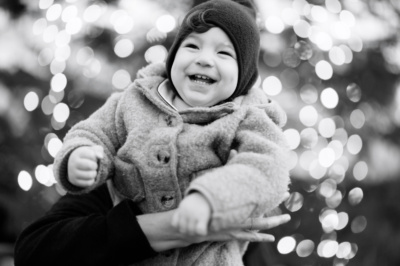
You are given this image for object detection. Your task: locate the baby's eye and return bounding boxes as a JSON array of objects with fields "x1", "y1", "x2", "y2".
[
  {"x1": 184, "y1": 43, "x2": 198, "y2": 49},
  {"x1": 219, "y1": 51, "x2": 234, "y2": 57}
]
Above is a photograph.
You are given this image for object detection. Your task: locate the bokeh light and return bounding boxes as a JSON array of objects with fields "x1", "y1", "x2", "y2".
[
  {"x1": 265, "y1": 16, "x2": 285, "y2": 34},
  {"x1": 299, "y1": 84, "x2": 318, "y2": 104},
  {"x1": 293, "y1": 19, "x2": 311, "y2": 38},
  {"x1": 309, "y1": 160, "x2": 327, "y2": 179},
  {"x1": 65, "y1": 17, "x2": 82, "y2": 35},
  {"x1": 62, "y1": 5, "x2": 78, "y2": 23},
  {"x1": 277, "y1": 236, "x2": 296, "y2": 254},
  {"x1": 318, "y1": 118, "x2": 336, "y2": 138},
  {"x1": 315, "y1": 60, "x2": 333, "y2": 80},
  {"x1": 112, "y1": 69, "x2": 131, "y2": 90},
  {"x1": 35, "y1": 164, "x2": 55, "y2": 186},
  {"x1": 350, "y1": 109, "x2": 365, "y2": 129},
  {"x1": 336, "y1": 212, "x2": 349, "y2": 230},
  {"x1": 310, "y1": 5, "x2": 328, "y2": 23},
  {"x1": 317, "y1": 240, "x2": 339, "y2": 258},
  {"x1": 340, "y1": 44, "x2": 353, "y2": 63},
  {"x1": 114, "y1": 38, "x2": 134, "y2": 58},
  {"x1": 347, "y1": 134, "x2": 363, "y2": 155},
  {"x1": 319, "y1": 148, "x2": 336, "y2": 167},
  {"x1": 326, "y1": 0, "x2": 342, "y2": 13},
  {"x1": 43, "y1": 24, "x2": 58, "y2": 43},
  {"x1": 51, "y1": 73, "x2": 67, "y2": 92},
  {"x1": 285, "y1": 192, "x2": 304, "y2": 212},
  {"x1": 299, "y1": 105, "x2": 318, "y2": 126},
  {"x1": 47, "y1": 137, "x2": 63, "y2": 158},
  {"x1": 346, "y1": 83, "x2": 362, "y2": 102},
  {"x1": 281, "y1": 7, "x2": 300, "y2": 26},
  {"x1": 18, "y1": 171, "x2": 33, "y2": 191},
  {"x1": 337, "y1": 242, "x2": 352, "y2": 259},
  {"x1": 351, "y1": 216, "x2": 367, "y2": 233},
  {"x1": 39, "y1": 0, "x2": 54, "y2": 10},
  {"x1": 284, "y1": 128, "x2": 301, "y2": 150},
  {"x1": 263, "y1": 76, "x2": 282, "y2": 96},
  {"x1": 53, "y1": 103, "x2": 70, "y2": 123},
  {"x1": 111, "y1": 10, "x2": 134, "y2": 34},
  {"x1": 46, "y1": 4, "x2": 62, "y2": 21},
  {"x1": 340, "y1": 10, "x2": 356, "y2": 27},
  {"x1": 320, "y1": 209, "x2": 339, "y2": 232},
  {"x1": 296, "y1": 239, "x2": 315, "y2": 257},
  {"x1": 353, "y1": 161, "x2": 368, "y2": 181},
  {"x1": 83, "y1": 4, "x2": 103, "y2": 23},
  {"x1": 33, "y1": 18, "x2": 47, "y2": 35},
  {"x1": 24, "y1": 91, "x2": 40, "y2": 112},
  {"x1": 144, "y1": 45, "x2": 168, "y2": 63},
  {"x1": 348, "y1": 187, "x2": 363, "y2": 206},
  {"x1": 156, "y1": 14, "x2": 176, "y2": 33},
  {"x1": 294, "y1": 40, "x2": 313, "y2": 60},
  {"x1": 320, "y1": 88, "x2": 339, "y2": 109},
  {"x1": 329, "y1": 46, "x2": 346, "y2": 65},
  {"x1": 300, "y1": 127, "x2": 318, "y2": 149}
]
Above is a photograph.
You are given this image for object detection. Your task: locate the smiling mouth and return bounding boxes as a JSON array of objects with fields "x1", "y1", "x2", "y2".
[{"x1": 189, "y1": 74, "x2": 216, "y2": 85}]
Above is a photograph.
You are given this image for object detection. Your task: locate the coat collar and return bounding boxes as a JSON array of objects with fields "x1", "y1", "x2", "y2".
[{"x1": 134, "y1": 63, "x2": 240, "y2": 124}]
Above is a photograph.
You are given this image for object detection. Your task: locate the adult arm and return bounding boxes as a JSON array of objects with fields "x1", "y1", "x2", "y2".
[{"x1": 14, "y1": 184, "x2": 157, "y2": 266}]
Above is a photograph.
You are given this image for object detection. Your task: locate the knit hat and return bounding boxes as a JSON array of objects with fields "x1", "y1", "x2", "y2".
[{"x1": 166, "y1": 0, "x2": 260, "y2": 102}]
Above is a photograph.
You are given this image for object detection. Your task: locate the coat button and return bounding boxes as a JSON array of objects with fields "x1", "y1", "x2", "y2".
[
  {"x1": 157, "y1": 150, "x2": 170, "y2": 164},
  {"x1": 161, "y1": 195, "x2": 175, "y2": 208}
]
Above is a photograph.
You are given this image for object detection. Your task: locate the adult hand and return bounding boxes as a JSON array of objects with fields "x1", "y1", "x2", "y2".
[{"x1": 137, "y1": 208, "x2": 290, "y2": 252}]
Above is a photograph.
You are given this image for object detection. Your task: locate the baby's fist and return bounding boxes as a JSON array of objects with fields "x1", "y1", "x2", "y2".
[
  {"x1": 67, "y1": 145, "x2": 104, "y2": 188},
  {"x1": 172, "y1": 192, "x2": 212, "y2": 236}
]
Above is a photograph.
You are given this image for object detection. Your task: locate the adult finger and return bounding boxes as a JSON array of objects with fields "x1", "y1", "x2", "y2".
[
  {"x1": 205, "y1": 231, "x2": 275, "y2": 243},
  {"x1": 239, "y1": 214, "x2": 291, "y2": 231},
  {"x1": 228, "y1": 231, "x2": 275, "y2": 242}
]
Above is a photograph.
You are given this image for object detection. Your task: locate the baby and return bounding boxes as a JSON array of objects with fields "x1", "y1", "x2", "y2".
[{"x1": 54, "y1": 0, "x2": 290, "y2": 265}]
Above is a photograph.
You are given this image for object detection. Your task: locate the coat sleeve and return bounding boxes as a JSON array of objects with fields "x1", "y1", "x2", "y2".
[
  {"x1": 53, "y1": 92, "x2": 126, "y2": 194},
  {"x1": 13, "y1": 184, "x2": 157, "y2": 266},
  {"x1": 187, "y1": 99, "x2": 291, "y2": 231}
]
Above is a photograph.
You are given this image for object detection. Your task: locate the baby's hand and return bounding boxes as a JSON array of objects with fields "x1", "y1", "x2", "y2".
[
  {"x1": 172, "y1": 192, "x2": 211, "y2": 236},
  {"x1": 67, "y1": 145, "x2": 104, "y2": 188}
]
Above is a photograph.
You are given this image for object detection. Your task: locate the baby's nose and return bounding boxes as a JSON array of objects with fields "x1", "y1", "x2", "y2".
[{"x1": 195, "y1": 52, "x2": 214, "y2": 67}]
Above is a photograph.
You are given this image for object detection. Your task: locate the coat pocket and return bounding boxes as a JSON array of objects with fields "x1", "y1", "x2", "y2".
[{"x1": 113, "y1": 156, "x2": 145, "y2": 202}]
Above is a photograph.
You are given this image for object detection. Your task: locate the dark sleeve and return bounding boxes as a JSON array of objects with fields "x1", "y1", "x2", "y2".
[{"x1": 14, "y1": 184, "x2": 157, "y2": 266}]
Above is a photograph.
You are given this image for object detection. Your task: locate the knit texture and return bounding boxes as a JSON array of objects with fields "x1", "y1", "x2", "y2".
[{"x1": 166, "y1": 0, "x2": 260, "y2": 101}]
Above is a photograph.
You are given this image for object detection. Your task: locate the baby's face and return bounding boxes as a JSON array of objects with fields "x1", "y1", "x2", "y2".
[{"x1": 171, "y1": 27, "x2": 238, "y2": 107}]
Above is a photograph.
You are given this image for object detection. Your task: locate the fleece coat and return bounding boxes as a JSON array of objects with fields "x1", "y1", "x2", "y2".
[{"x1": 53, "y1": 63, "x2": 290, "y2": 266}]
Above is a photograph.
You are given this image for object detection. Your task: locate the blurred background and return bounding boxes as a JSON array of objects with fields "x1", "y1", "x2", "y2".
[{"x1": 1, "y1": 0, "x2": 400, "y2": 265}]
